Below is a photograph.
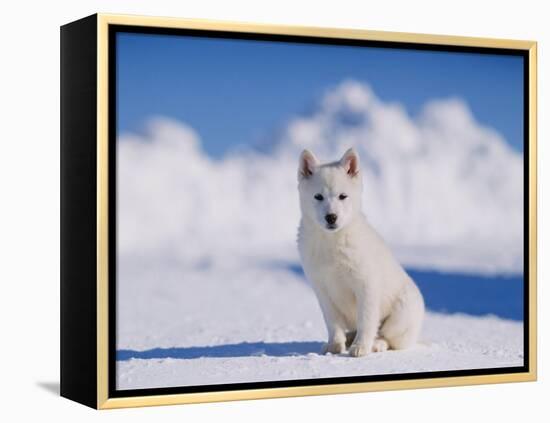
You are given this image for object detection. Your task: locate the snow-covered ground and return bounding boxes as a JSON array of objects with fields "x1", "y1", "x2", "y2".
[
  {"x1": 116, "y1": 260, "x2": 523, "y2": 390},
  {"x1": 116, "y1": 80, "x2": 524, "y2": 390}
]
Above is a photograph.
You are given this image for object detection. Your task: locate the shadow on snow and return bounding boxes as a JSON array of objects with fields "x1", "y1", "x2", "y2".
[{"x1": 117, "y1": 341, "x2": 324, "y2": 361}]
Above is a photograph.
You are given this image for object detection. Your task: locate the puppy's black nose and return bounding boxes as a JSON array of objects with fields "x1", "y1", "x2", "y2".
[{"x1": 325, "y1": 214, "x2": 338, "y2": 225}]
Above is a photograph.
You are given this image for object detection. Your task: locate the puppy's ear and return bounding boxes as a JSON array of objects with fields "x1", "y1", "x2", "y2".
[
  {"x1": 340, "y1": 148, "x2": 360, "y2": 177},
  {"x1": 298, "y1": 149, "x2": 319, "y2": 180}
]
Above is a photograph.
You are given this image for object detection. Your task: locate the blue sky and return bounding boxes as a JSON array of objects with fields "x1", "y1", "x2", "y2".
[{"x1": 117, "y1": 32, "x2": 524, "y2": 157}]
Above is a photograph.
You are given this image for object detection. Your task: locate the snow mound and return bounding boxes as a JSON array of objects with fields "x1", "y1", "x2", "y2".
[{"x1": 118, "y1": 80, "x2": 523, "y2": 274}]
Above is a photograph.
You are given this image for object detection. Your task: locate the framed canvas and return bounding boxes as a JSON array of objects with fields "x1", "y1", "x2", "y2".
[{"x1": 60, "y1": 13, "x2": 537, "y2": 409}]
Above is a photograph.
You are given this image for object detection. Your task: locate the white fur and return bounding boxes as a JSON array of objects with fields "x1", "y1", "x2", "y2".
[{"x1": 297, "y1": 148, "x2": 425, "y2": 357}]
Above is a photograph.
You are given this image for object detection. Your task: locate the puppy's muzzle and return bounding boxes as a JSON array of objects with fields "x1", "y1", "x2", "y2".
[{"x1": 325, "y1": 214, "x2": 338, "y2": 225}]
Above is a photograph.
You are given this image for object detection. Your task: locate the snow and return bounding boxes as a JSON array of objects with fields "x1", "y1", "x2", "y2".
[
  {"x1": 116, "y1": 260, "x2": 523, "y2": 390},
  {"x1": 118, "y1": 80, "x2": 523, "y2": 275},
  {"x1": 116, "y1": 80, "x2": 524, "y2": 390}
]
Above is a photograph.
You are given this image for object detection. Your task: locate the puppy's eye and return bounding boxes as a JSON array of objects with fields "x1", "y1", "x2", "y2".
[
  {"x1": 339, "y1": 194, "x2": 348, "y2": 200},
  {"x1": 314, "y1": 194, "x2": 324, "y2": 201}
]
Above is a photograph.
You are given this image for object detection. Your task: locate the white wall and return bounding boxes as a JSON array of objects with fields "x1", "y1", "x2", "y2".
[{"x1": 1, "y1": 0, "x2": 547, "y2": 420}]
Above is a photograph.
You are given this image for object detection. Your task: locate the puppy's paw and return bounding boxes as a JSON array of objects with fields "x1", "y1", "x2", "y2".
[
  {"x1": 372, "y1": 338, "x2": 389, "y2": 353},
  {"x1": 349, "y1": 342, "x2": 370, "y2": 357},
  {"x1": 322, "y1": 341, "x2": 346, "y2": 355}
]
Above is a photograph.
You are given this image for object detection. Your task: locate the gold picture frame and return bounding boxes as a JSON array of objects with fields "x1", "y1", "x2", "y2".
[{"x1": 60, "y1": 13, "x2": 537, "y2": 409}]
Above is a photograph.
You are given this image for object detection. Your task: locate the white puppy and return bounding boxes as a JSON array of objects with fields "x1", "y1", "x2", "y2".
[{"x1": 297, "y1": 148, "x2": 424, "y2": 357}]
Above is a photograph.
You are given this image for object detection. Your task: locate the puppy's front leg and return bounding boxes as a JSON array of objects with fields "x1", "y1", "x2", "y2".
[
  {"x1": 323, "y1": 321, "x2": 347, "y2": 355},
  {"x1": 315, "y1": 287, "x2": 347, "y2": 354},
  {"x1": 349, "y1": 286, "x2": 379, "y2": 357}
]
